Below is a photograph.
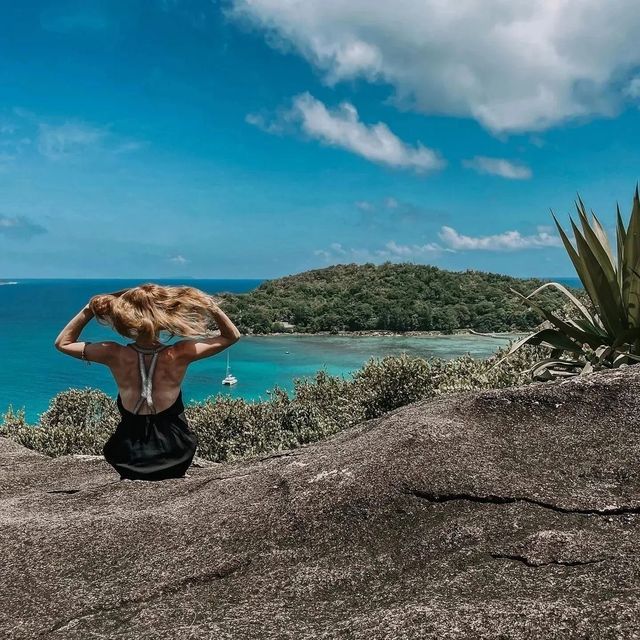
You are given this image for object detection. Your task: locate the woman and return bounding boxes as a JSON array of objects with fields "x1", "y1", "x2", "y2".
[{"x1": 54, "y1": 283, "x2": 241, "y2": 481}]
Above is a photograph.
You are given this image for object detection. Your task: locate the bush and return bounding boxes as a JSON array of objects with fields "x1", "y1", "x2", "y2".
[
  {"x1": 504, "y1": 188, "x2": 640, "y2": 380},
  {"x1": 1, "y1": 345, "x2": 543, "y2": 462},
  {"x1": 39, "y1": 388, "x2": 119, "y2": 431},
  {"x1": 1, "y1": 389, "x2": 118, "y2": 457},
  {"x1": 0, "y1": 405, "x2": 28, "y2": 432}
]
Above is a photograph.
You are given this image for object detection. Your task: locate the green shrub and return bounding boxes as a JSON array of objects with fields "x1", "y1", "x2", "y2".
[
  {"x1": 352, "y1": 354, "x2": 438, "y2": 419},
  {"x1": 39, "y1": 388, "x2": 119, "y2": 431},
  {"x1": 0, "y1": 405, "x2": 28, "y2": 432},
  {"x1": 1, "y1": 344, "x2": 542, "y2": 462},
  {"x1": 1, "y1": 389, "x2": 118, "y2": 457}
]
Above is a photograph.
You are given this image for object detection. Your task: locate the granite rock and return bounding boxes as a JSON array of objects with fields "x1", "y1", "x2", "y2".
[{"x1": 2, "y1": 368, "x2": 640, "y2": 639}]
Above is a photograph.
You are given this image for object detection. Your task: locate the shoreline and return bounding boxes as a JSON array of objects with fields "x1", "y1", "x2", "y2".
[{"x1": 243, "y1": 328, "x2": 528, "y2": 339}]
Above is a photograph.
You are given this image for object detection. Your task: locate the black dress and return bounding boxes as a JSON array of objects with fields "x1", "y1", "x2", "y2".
[{"x1": 102, "y1": 343, "x2": 198, "y2": 481}]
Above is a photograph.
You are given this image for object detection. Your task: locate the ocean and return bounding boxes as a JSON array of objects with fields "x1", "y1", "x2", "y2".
[
  {"x1": 0, "y1": 277, "x2": 576, "y2": 424},
  {"x1": 546, "y1": 277, "x2": 582, "y2": 289}
]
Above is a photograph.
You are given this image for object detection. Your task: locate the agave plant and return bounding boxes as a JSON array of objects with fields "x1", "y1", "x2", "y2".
[{"x1": 498, "y1": 187, "x2": 640, "y2": 381}]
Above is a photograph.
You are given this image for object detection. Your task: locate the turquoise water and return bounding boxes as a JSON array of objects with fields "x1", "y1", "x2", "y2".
[
  {"x1": 1, "y1": 279, "x2": 518, "y2": 423},
  {"x1": 544, "y1": 277, "x2": 582, "y2": 288}
]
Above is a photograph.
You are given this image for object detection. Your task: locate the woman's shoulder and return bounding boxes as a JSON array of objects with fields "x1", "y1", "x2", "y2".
[{"x1": 80, "y1": 341, "x2": 125, "y2": 365}]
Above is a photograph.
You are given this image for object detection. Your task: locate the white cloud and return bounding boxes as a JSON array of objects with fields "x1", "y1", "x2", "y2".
[
  {"x1": 0, "y1": 119, "x2": 32, "y2": 165},
  {"x1": 245, "y1": 112, "x2": 285, "y2": 135},
  {"x1": 229, "y1": 0, "x2": 640, "y2": 133},
  {"x1": 169, "y1": 254, "x2": 188, "y2": 265},
  {"x1": 351, "y1": 197, "x2": 450, "y2": 233},
  {"x1": 37, "y1": 122, "x2": 106, "y2": 159},
  {"x1": 248, "y1": 92, "x2": 445, "y2": 173},
  {"x1": 315, "y1": 222, "x2": 562, "y2": 261},
  {"x1": 0, "y1": 215, "x2": 46, "y2": 240},
  {"x1": 355, "y1": 200, "x2": 375, "y2": 212},
  {"x1": 314, "y1": 239, "x2": 444, "y2": 262},
  {"x1": 36, "y1": 121, "x2": 142, "y2": 160},
  {"x1": 439, "y1": 225, "x2": 561, "y2": 251},
  {"x1": 381, "y1": 240, "x2": 443, "y2": 256},
  {"x1": 113, "y1": 140, "x2": 145, "y2": 154},
  {"x1": 462, "y1": 156, "x2": 532, "y2": 180},
  {"x1": 625, "y1": 76, "x2": 640, "y2": 99}
]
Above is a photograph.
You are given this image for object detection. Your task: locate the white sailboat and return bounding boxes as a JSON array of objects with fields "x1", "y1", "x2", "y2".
[{"x1": 222, "y1": 352, "x2": 238, "y2": 386}]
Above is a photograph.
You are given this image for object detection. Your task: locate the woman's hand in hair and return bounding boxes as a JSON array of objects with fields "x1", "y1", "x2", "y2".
[
  {"x1": 206, "y1": 295, "x2": 222, "y2": 313},
  {"x1": 86, "y1": 288, "x2": 127, "y2": 315},
  {"x1": 88, "y1": 293, "x2": 114, "y2": 318},
  {"x1": 108, "y1": 287, "x2": 131, "y2": 298}
]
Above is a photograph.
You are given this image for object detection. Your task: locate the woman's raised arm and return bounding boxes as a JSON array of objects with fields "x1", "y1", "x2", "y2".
[
  {"x1": 53, "y1": 303, "x2": 118, "y2": 364},
  {"x1": 174, "y1": 299, "x2": 241, "y2": 364}
]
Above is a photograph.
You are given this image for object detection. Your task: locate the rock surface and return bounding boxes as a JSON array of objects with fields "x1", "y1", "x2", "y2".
[{"x1": 2, "y1": 369, "x2": 640, "y2": 639}]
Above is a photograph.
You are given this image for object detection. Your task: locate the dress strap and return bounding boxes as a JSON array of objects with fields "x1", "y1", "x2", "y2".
[
  {"x1": 127, "y1": 343, "x2": 169, "y2": 354},
  {"x1": 128, "y1": 345, "x2": 168, "y2": 414}
]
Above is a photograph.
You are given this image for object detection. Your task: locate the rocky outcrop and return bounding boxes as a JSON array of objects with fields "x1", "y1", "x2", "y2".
[{"x1": 2, "y1": 368, "x2": 640, "y2": 639}]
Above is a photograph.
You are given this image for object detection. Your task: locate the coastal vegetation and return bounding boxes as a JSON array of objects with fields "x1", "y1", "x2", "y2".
[
  {"x1": 1, "y1": 344, "x2": 543, "y2": 462},
  {"x1": 15, "y1": 186, "x2": 640, "y2": 463},
  {"x1": 218, "y1": 263, "x2": 571, "y2": 334},
  {"x1": 502, "y1": 188, "x2": 640, "y2": 380}
]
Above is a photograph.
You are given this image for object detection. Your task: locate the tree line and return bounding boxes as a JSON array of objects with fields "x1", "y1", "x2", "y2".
[{"x1": 217, "y1": 262, "x2": 571, "y2": 334}]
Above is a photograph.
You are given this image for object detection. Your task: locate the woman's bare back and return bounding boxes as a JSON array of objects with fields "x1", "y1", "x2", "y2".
[{"x1": 110, "y1": 343, "x2": 189, "y2": 414}]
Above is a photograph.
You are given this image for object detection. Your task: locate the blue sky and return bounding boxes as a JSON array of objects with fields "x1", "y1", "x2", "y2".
[{"x1": 1, "y1": 0, "x2": 640, "y2": 279}]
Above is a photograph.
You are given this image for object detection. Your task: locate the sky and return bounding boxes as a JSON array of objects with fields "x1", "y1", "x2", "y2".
[{"x1": 1, "y1": 1, "x2": 640, "y2": 279}]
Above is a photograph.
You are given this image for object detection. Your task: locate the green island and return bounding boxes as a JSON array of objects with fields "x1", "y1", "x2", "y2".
[
  {"x1": 218, "y1": 262, "x2": 571, "y2": 334},
  {"x1": 0, "y1": 264, "x2": 579, "y2": 459}
]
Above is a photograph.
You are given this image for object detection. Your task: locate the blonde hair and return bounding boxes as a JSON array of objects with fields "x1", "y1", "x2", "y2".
[{"x1": 89, "y1": 283, "x2": 219, "y2": 343}]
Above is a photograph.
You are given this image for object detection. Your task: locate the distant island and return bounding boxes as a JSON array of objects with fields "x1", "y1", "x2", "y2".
[{"x1": 218, "y1": 262, "x2": 571, "y2": 334}]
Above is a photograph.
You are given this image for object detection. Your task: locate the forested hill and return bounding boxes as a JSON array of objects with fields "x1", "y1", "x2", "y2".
[{"x1": 218, "y1": 263, "x2": 571, "y2": 334}]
